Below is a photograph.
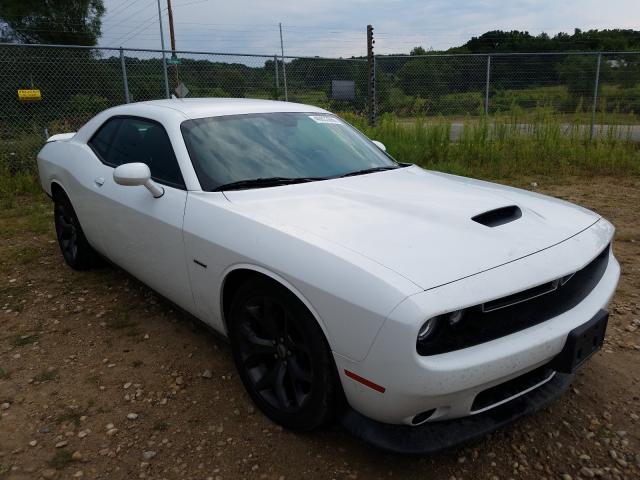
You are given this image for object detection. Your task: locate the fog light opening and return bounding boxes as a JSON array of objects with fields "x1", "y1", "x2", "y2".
[{"x1": 411, "y1": 408, "x2": 436, "y2": 425}]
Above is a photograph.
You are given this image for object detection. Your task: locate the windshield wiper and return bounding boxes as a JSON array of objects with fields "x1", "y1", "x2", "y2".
[
  {"x1": 339, "y1": 165, "x2": 405, "y2": 178},
  {"x1": 213, "y1": 176, "x2": 322, "y2": 191}
]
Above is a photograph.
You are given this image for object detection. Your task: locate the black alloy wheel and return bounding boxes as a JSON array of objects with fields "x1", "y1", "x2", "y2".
[
  {"x1": 54, "y1": 199, "x2": 78, "y2": 262},
  {"x1": 229, "y1": 277, "x2": 340, "y2": 430},
  {"x1": 53, "y1": 192, "x2": 100, "y2": 270}
]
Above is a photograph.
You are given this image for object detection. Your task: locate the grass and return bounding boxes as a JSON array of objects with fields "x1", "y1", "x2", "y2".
[
  {"x1": 48, "y1": 450, "x2": 75, "y2": 469},
  {"x1": 341, "y1": 109, "x2": 640, "y2": 178},
  {"x1": 153, "y1": 420, "x2": 169, "y2": 431},
  {"x1": 0, "y1": 195, "x2": 51, "y2": 241},
  {"x1": 105, "y1": 313, "x2": 143, "y2": 340},
  {"x1": 33, "y1": 369, "x2": 59, "y2": 383},
  {"x1": 0, "y1": 283, "x2": 31, "y2": 313},
  {"x1": 0, "y1": 107, "x2": 638, "y2": 210},
  {"x1": 105, "y1": 314, "x2": 138, "y2": 330},
  {"x1": 56, "y1": 409, "x2": 84, "y2": 427},
  {"x1": 10, "y1": 332, "x2": 40, "y2": 348},
  {"x1": 84, "y1": 374, "x2": 101, "y2": 385}
]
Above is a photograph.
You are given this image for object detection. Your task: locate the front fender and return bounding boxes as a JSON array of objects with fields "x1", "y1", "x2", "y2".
[{"x1": 183, "y1": 191, "x2": 422, "y2": 361}]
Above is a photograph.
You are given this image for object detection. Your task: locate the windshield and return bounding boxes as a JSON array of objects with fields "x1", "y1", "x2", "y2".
[{"x1": 180, "y1": 112, "x2": 397, "y2": 191}]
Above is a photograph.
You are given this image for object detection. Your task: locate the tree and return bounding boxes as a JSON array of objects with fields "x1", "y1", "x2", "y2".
[
  {"x1": 0, "y1": 0, "x2": 105, "y2": 45},
  {"x1": 557, "y1": 56, "x2": 598, "y2": 99},
  {"x1": 219, "y1": 69, "x2": 246, "y2": 98},
  {"x1": 410, "y1": 46, "x2": 428, "y2": 56}
]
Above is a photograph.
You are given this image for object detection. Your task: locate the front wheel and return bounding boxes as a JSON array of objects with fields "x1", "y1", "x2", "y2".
[
  {"x1": 228, "y1": 277, "x2": 340, "y2": 431},
  {"x1": 53, "y1": 192, "x2": 100, "y2": 270}
]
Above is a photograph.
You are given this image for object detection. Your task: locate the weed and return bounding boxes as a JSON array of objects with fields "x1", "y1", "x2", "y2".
[
  {"x1": 0, "y1": 283, "x2": 31, "y2": 312},
  {"x1": 84, "y1": 374, "x2": 101, "y2": 385},
  {"x1": 340, "y1": 110, "x2": 640, "y2": 178},
  {"x1": 48, "y1": 450, "x2": 75, "y2": 469},
  {"x1": 33, "y1": 369, "x2": 58, "y2": 383},
  {"x1": 56, "y1": 410, "x2": 83, "y2": 427},
  {"x1": 10, "y1": 332, "x2": 40, "y2": 347},
  {"x1": 153, "y1": 420, "x2": 168, "y2": 431},
  {"x1": 105, "y1": 315, "x2": 138, "y2": 330}
]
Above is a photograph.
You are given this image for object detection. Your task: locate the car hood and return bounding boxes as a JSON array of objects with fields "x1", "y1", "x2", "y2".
[{"x1": 224, "y1": 166, "x2": 600, "y2": 290}]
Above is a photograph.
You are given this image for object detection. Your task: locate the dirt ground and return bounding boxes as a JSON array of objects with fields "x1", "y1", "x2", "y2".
[{"x1": 1, "y1": 176, "x2": 639, "y2": 480}]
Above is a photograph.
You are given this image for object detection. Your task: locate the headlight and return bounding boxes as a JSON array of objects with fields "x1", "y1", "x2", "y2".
[
  {"x1": 448, "y1": 309, "x2": 464, "y2": 325},
  {"x1": 417, "y1": 317, "x2": 438, "y2": 341},
  {"x1": 416, "y1": 310, "x2": 465, "y2": 344}
]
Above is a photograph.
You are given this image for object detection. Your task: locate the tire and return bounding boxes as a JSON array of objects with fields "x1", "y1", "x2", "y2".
[
  {"x1": 228, "y1": 277, "x2": 340, "y2": 431},
  {"x1": 53, "y1": 191, "x2": 100, "y2": 270}
]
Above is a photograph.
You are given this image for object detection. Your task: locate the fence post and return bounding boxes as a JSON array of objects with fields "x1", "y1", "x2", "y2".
[
  {"x1": 484, "y1": 54, "x2": 491, "y2": 115},
  {"x1": 274, "y1": 55, "x2": 279, "y2": 99},
  {"x1": 279, "y1": 23, "x2": 288, "y2": 101},
  {"x1": 590, "y1": 52, "x2": 602, "y2": 141},
  {"x1": 120, "y1": 47, "x2": 131, "y2": 104},
  {"x1": 366, "y1": 25, "x2": 376, "y2": 125}
]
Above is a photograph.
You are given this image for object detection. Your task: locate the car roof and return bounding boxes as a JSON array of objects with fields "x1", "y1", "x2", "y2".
[{"x1": 115, "y1": 98, "x2": 329, "y2": 119}]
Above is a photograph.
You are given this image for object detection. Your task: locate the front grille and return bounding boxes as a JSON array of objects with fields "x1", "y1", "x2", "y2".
[
  {"x1": 417, "y1": 244, "x2": 610, "y2": 356},
  {"x1": 471, "y1": 363, "x2": 554, "y2": 412}
]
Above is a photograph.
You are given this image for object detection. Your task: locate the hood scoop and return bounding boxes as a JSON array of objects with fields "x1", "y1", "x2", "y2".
[{"x1": 472, "y1": 205, "x2": 522, "y2": 227}]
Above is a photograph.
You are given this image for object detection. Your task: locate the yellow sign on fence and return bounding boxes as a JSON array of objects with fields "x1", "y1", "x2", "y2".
[{"x1": 17, "y1": 89, "x2": 42, "y2": 102}]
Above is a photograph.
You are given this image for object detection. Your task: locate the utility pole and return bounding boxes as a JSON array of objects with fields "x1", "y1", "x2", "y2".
[
  {"x1": 279, "y1": 22, "x2": 288, "y2": 101},
  {"x1": 366, "y1": 24, "x2": 376, "y2": 125},
  {"x1": 156, "y1": 0, "x2": 170, "y2": 98},
  {"x1": 167, "y1": 0, "x2": 179, "y2": 89}
]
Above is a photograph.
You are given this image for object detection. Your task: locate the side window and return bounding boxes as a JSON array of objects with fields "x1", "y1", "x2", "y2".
[
  {"x1": 90, "y1": 117, "x2": 185, "y2": 189},
  {"x1": 88, "y1": 118, "x2": 121, "y2": 162}
]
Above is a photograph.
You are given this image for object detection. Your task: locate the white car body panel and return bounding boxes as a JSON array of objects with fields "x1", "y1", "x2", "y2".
[
  {"x1": 92, "y1": 179, "x2": 195, "y2": 314},
  {"x1": 336, "y1": 220, "x2": 617, "y2": 424},
  {"x1": 36, "y1": 98, "x2": 619, "y2": 427},
  {"x1": 224, "y1": 165, "x2": 600, "y2": 290},
  {"x1": 183, "y1": 191, "x2": 421, "y2": 361}
]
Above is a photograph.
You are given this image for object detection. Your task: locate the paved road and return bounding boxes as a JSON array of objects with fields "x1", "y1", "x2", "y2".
[{"x1": 447, "y1": 122, "x2": 640, "y2": 141}]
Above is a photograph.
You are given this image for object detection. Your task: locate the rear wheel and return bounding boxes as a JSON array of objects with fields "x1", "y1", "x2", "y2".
[
  {"x1": 53, "y1": 191, "x2": 100, "y2": 270},
  {"x1": 228, "y1": 277, "x2": 340, "y2": 431}
]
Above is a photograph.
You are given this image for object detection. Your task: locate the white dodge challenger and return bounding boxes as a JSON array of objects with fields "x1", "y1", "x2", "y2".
[{"x1": 37, "y1": 99, "x2": 620, "y2": 453}]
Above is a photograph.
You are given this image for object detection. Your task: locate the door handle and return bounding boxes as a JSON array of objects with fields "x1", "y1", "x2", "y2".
[{"x1": 94, "y1": 177, "x2": 105, "y2": 187}]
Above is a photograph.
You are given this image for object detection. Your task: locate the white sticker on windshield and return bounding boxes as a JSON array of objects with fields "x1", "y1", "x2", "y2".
[{"x1": 308, "y1": 115, "x2": 343, "y2": 124}]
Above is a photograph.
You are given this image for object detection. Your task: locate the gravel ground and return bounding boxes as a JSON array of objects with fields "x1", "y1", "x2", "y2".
[{"x1": 0, "y1": 176, "x2": 639, "y2": 480}]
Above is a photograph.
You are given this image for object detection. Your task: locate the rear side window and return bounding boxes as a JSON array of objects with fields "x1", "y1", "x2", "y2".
[
  {"x1": 89, "y1": 118, "x2": 121, "y2": 161},
  {"x1": 88, "y1": 116, "x2": 185, "y2": 189}
]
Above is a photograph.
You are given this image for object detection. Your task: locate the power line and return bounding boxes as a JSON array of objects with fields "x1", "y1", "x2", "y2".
[
  {"x1": 104, "y1": 0, "x2": 158, "y2": 33},
  {"x1": 107, "y1": 10, "x2": 167, "y2": 47},
  {"x1": 103, "y1": 0, "x2": 140, "y2": 20},
  {"x1": 171, "y1": 0, "x2": 212, "y2": 7}
]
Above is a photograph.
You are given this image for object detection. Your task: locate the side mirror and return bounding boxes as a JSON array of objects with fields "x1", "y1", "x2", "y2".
[
  {"x1": 372, "y1": 140, "x2": 386, "y2": 152},
  {"x1": 113, "y1": 163, "x2": 164, "y2": 198}
]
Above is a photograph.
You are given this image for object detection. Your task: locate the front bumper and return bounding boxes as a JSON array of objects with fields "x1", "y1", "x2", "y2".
[
  {"x1": 334, "y1": 222, "x2": 619, "y2": 426},
  {"x1": 341, "y1": 370, "x2": 573, "y2": 455}
]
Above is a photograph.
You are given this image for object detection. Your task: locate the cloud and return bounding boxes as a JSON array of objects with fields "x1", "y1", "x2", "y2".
[{"x1": 98, "y1": 0, "x2": 640, "y2": 56}]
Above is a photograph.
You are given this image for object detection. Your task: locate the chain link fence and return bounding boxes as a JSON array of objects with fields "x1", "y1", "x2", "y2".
[
  {"x1": 0, "y1": 43, "x2": 372, "y2": 174},
  {"x1": 376, "y1": 52, "x2": 640, "y2": 120},
  {"x1": 1, "y1": 43, "x2": 639, "y2": 174}
]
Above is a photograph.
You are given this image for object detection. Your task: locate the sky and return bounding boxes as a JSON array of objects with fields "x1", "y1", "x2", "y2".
[{"x1": 97, "y1": 0, "x2": 640, "y2": 57}]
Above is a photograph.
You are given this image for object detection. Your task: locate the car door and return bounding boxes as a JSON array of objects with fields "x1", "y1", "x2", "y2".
[{"x1": 87, "y1": 116, "x2": 196, "y2": 314}]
